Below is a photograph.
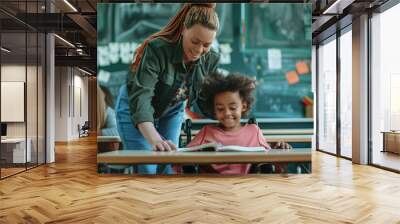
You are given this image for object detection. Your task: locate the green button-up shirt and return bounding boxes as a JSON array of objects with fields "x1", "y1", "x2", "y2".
[{"x1": 127, "y1": 37, "x2": 220, "y2": 126}]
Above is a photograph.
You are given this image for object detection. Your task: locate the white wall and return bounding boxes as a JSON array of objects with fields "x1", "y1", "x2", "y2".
[
  {"x1": 55, "y1": 67, "x2": 69, "y2": 141},
  {"x1": 1, "y1": 64, "x2": 46, "y2": 163},
  {"x1": 1, "y1": 65, "x2": 26, "y2": 139},
  {"x1": 1, "y1": 65, "x2": 26, "y2": 81},
  {"x1": 76, "y1": 74, "x2": 89, "y2": 132},
  {"x1": 54, "y1": 67, "x2": 89, "y2": 141},
  {"x1": 1, "y1": 65, "x2": 35, "y2": 138}
]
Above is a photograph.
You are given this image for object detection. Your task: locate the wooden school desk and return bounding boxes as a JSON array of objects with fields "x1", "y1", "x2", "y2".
[{"x1": 97, "y1": 148, "x2": 311, "y2": 164}]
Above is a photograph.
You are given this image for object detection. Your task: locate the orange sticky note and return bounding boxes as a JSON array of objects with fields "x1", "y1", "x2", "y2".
[
  {"x1": 296, "y1": 61, "x2": 309, "y2": 74},
  {"x1": 286, "y1": 71, "x2": 299, "y2": 85}
]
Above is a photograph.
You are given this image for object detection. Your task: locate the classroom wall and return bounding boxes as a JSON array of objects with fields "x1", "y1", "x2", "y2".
[{"x1": 54, "y1": 67, "x2": 89, "y2": 141}]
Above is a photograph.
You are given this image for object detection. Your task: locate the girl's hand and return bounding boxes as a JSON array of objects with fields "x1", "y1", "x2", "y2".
[
  {"x1": 151, "y1": 139, "x2": 177, "y2": 152},
  {"x1": 272, "y1": 142, "x2": 292, "y2": 149}
]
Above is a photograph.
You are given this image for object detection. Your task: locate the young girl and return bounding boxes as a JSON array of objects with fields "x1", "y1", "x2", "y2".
[{"x1": 186, "y1": 72, "x2": 291, "y2": 174}]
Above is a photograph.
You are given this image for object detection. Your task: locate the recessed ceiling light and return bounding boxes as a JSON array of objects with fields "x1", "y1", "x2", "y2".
[
  {"x1": 78, "y1": 67, "x2": 92, "y2": 76},
  {"x1": 54, "y1": 34, "x2": 75, "y2": 48},
  {"x1": 63, "y1": 0, "x2": 78, "y2": 12},
  {"x1": 1, "y1": 47, "x2": 11, "y2": 53},
  {"x1": 322, "y1": 0, "x2": 353, "y2": 15}
]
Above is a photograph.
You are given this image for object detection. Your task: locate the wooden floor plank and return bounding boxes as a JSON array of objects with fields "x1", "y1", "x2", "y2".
[{"x1": 0, "y1": 135, "x2": 399, "y2": 223}]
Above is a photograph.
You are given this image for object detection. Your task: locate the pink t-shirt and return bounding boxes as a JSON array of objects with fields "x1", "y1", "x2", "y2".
[{"x1": 187, "y1": 124, "x2": 271, "y2": 174}]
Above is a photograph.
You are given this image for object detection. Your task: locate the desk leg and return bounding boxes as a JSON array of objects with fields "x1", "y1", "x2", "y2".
[{"x1": 382, "y1": 133, "x2": 386, "y2": 152}]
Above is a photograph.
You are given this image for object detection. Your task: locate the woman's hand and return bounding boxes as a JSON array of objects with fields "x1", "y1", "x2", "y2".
[
  {"x1": 150, "y1": 139, "x2": 177, "y2": 152},
  {"x1": 137, "y1": 122, "x2": 177, "y2": 152},
  {"x1": 272, "y1": 142, "x2": 292, "y2": 149}
]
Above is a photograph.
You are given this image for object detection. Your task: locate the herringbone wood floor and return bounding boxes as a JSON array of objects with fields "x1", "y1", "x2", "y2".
[{"x1": 1, "y1": 136, "x2": 400, "y2": 224}]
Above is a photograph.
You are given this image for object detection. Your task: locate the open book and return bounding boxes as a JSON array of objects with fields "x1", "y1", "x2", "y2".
[{"x1": 177, "y1": 143, "x2": 266, "y2": 152}]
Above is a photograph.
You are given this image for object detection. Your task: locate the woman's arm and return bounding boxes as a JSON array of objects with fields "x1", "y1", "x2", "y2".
[
  {"x1": 127, "y1": 43, "x2": 162, "y2": 126},
  {"x1": 137, "y1": 122, "x2": 176, "y2": 151},
  {"x1": 128, "y1": 42, "x2": 175, "y2": 151}
]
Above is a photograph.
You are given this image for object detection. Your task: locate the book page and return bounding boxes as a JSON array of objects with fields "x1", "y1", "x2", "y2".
[
  {"x1": 217, "y1": 146, "x2": 266, "y2": 152},
  {"x1": 177, "y1": 143, "x2": 220, "y2": 152}
]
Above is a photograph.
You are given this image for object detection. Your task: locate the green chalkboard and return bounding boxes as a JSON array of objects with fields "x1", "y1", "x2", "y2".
[
  {"x1": 97, "y1": 3, "x2": 312, "y2": 118},
  {"x1": 240, "y1": 4, "x2": 313, "y2": 118},
  {"x1": 245, "y1": 4, "x2": 312, "y2": 49}
]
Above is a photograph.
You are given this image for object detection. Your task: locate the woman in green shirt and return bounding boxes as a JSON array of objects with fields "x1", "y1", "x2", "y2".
[{"x1": 115, "y1": 3, "x2": 220, "y2": 174}]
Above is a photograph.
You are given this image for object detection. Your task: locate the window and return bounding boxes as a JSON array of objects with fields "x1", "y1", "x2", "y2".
[
  {"x1": 0, "y1": 1, "x2": 47, "y2": 179},
  {"x1": 317, "y1": 36, "x2": 337, "y2": 154},
  {"x1": 371, "y1": 3, "x2": 400, "y2": 171},
  {"x1": 339, "y1": 28, "x2": 352, "y2": 158}
]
